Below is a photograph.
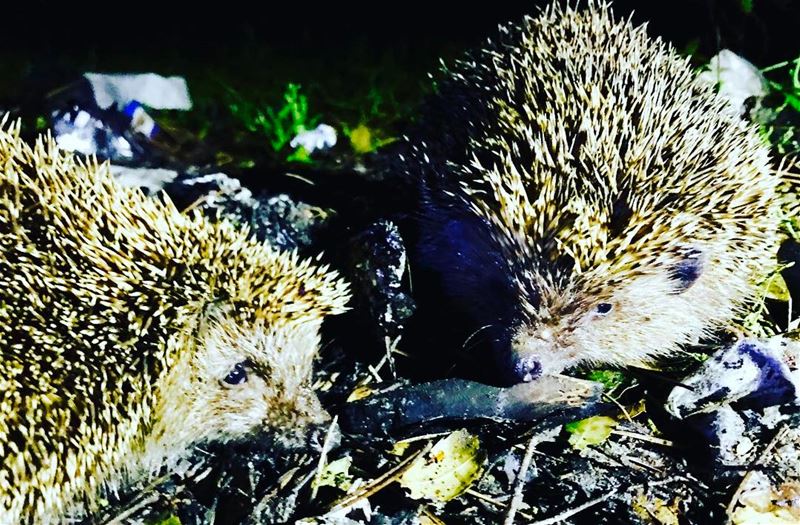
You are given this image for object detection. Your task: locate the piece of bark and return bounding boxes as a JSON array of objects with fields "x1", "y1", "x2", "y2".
[{"x1": 339, "y1": 375, "x2": 604, "y2": 437}]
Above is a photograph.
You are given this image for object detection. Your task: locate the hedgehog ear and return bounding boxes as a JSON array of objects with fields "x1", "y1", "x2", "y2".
[{"x1": 668, "y1": 248, "x2": 704, "y2": 293}]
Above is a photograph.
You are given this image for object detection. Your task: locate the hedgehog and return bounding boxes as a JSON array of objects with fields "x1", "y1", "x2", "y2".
[
  {"x1": 403, "y1": 1, "x2": 792, "y2": 384},
  {"x1": 0, "y1": 122, "x2": 350, "y2": 524}
]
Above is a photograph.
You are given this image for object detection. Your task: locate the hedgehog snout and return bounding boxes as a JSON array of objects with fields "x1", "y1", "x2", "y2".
[
  {"x1": 261, "y1": 389, "x2": 331, "y2": 448},
  {"x1": 511, "y1": 353, "x2": 543, "y2": 383},
  {"x1": 510, "y1": 323, "x2": 576, "y2": 381}
]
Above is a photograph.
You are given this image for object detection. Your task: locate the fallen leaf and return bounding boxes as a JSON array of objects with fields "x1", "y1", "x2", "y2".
[
  {"x1": 399, "y1": 430, "x2": 486, "y2": 502},
  {"x1": 565, "y1": 416, "x2": 618, "y2": 450},
  {"x1": 312, "y1": 456, "x2": 354, "y2": 492}
]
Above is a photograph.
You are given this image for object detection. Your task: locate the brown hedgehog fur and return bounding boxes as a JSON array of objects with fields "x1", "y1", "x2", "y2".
[
  {"x1": 0, "y1": 122, "x2": 350, "y2": 524},
  {"x1": 405, "y1": 1, "x2": 794, "y2": 383}
]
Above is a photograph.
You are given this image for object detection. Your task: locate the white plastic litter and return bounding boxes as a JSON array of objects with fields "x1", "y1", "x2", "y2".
[
  {"x1": 83, "y1": 73, "x2": 193, "y2": 111},
  {"x1": 666, "y1": 338, "x2": 799, "y2": 419},
  {"x1": 53, "y1": 110, "x2": 96, "y2": 155},
  {"x1": 182, "y1": 172, "x2": 255, "y2": 207},
  {"x1": 53, "y1": 109, "x2": 134, "y2": 160},
  {"x1": 290, "y1": 123, "x2": 337, "y2": 153},
  {"x1": 109, "y1": 165, "x2": 179, "y2": 194},
  {"x1": 697, "y1": 50, "x2": 768, "y2": 117},
  {"x1": 714, "y1": 406, "x2": 754, "y2": 465}
]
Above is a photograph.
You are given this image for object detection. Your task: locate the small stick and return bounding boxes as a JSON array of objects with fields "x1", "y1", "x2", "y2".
[
  {"x1": 623, "y1": 456, "x2": 664, "y2": 474},
  {"x1": 384, "y1": 335, "x2": 400, "y2": 379},
  {"x1": 420, "y1": 506, "x2": 447, "y2": 524},
  {"x1": 466, "y1": 488, "x2": 509, "y2": 506},
  {"x1": 603, "y1": 393, "x2": 634, "y2": 424},
  {"x1": 181, "y1": 194, "x2": 209, "y2": 214},
  {"x1": 395, "y1": 431, "x2": 451, "y2": 445},
  {"x1": 284, "y1": 172, "x2": 316, "y2": 185},
  {"x1": 310, "y1": 416, "x2": 339, "y2": 501},
  {"x1": 611, "y1": 429, "x2": 674, "y2": 447},
  {"x1": 526, "y1": 493, "x2": 613, "y2": 525},
  {"x1": 327, "y1": 443, "x2": 431, "y2": 513},
  {"x1": 466, "y1": 489, "x2": 537, "y2": 521},
  {"x1": 104, "y1": 493, "x2": 161, "y2": 525},
  {"x1": 725, "y1": 424, "x2": 790, "y2": 523},
  {"x1": 504, "y1": 434, "x2": 539, "y2": 525},
  {"x1": 366, "y1": 361, "x2": 384, "y2": 382},
  {"x1": 99, "y1": 473, "x2": 171, "y2": 524}
]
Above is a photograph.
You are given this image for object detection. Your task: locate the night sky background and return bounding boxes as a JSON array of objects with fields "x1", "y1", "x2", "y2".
[
  {"x1": 0, "y1": 1, "x2": 794, "y2": 213},
  {"x1": 1, "y1": 1, "x2": 797, "y2": 101},
  {"x1": 3, "y1": 1, "x2": 798, "y2": 62}
]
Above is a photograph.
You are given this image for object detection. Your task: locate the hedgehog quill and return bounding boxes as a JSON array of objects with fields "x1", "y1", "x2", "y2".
[
  {"x1": 405, "y1": 1, "x2": 794, "y2": 384},
  {"x1": 0, "y1": 123, "x2": 350, "y2": 524}
]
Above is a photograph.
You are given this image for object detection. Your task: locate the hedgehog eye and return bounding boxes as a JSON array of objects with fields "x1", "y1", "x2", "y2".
[
  {"x1": 222, "y1": 362, "x2": 248, "y2": 386},
  {"x1": 595, "y1": 303, "x2": 613, "y2": 315}
]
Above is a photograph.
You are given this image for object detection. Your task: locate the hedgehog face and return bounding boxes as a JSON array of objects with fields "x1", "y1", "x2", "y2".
[
  {"x1": 199, "y1": 318, "x2": 327, "y2": 434},
  {"x1": 509, "y1": 249, "x2": 736, "y2": 381},
  {"x1": 148, "y1": 315, "x2": 328, "y2": 461}
]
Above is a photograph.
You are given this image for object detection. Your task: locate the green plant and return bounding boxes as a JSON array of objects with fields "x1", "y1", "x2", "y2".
[
  {"x1": 150, "y1": 515, "x2": 181, "y2": 525},
  {"x1": 341, "y1": 122, "x2": 398, "y2": 155},
  {"x1": 740, "y1": 0, "x2": 753, "y2": 14},
  {"x1": 763, "y1": 56, "x2": 800, "y2": 112},
  {"x1": 759, "y1": 56, "x2": 800, "y2": 154},
  {"x1": 227, "y1": 83, "x2": 320, "y2": 154}
]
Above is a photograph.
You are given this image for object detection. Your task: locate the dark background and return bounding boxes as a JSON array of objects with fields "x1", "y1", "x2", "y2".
[
  {"x1": 0, "y1": 0, "x2": 797, "y2": 142},
  {"x1": 2, "y1": 1, "x2": 798, "y2": 81}
]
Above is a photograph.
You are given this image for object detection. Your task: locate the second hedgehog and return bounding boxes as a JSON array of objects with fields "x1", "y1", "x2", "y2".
[
  {"x1": 0, "y1": 125, "x2": 350, "y2": 524},
  {"x1": 405, "y1": 2, "x2": 790, "y2": 384}
]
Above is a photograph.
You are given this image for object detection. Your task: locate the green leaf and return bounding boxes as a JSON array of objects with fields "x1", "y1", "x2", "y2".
[
  {"x1": 565, "y1": 416, "x2": 618, "y2": 450},
  {"x1": 766, "y1": 272, "x2": 792, "y2": 302},
  {"x1": 586, "y1": 369, "x2": 625, "y2": 391},
  {"x1": 349, "y1": 124, "x2": 374, "y2": 154},
  {"x1": 784, "y1": 91, "x2": 800, "y2": 113},
  {"x1": 312, "y1": 456, "x2": 354, "y2": 491},
  {"x1": 400, "y1": 430, "x2": 486, "y2": 502},
  {"x1": 150, "y1": 515, "x2": 181, "y2": 525},
  {"x1": 287, "y1": 146, "x2": 312, "y2": 163}
]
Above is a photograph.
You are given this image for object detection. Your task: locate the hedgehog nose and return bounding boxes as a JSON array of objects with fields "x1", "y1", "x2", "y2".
[{"x1": 512, "y1": 354, "x2": 542, "y2": 383}]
